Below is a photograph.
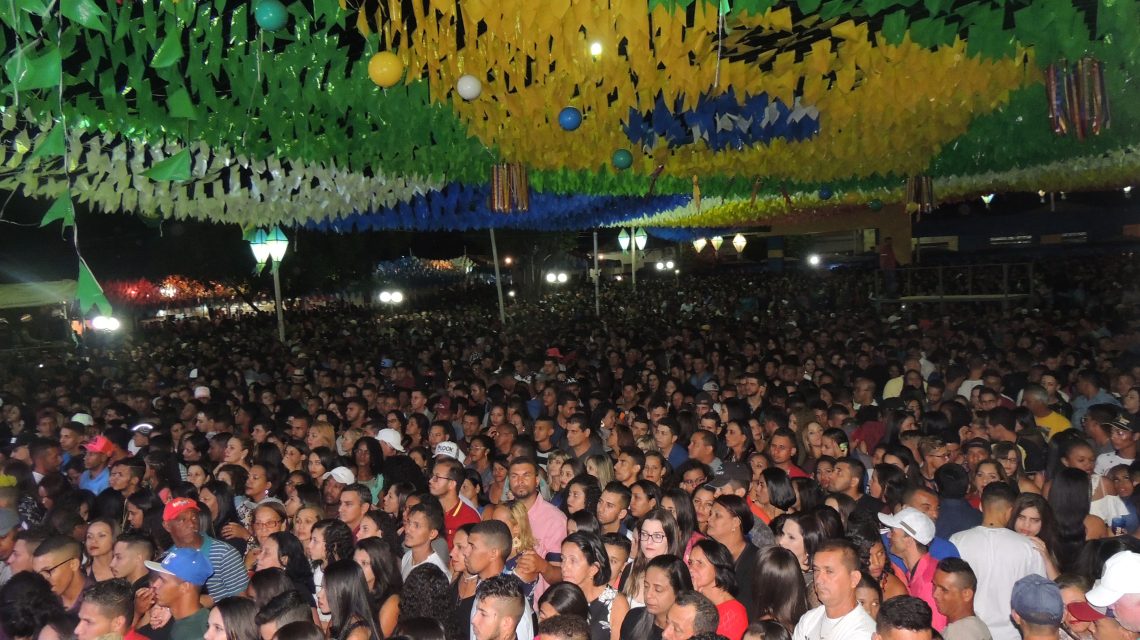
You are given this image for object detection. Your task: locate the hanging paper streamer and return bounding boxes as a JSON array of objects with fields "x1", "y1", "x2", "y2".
[
  {"x1": 490, "y1": 163, "x2": 530, "y2": 212},
  {"x1": 906, "y1": 176, "x2": 935, "y2": 217},
  {"x1": 1046, "y1": 58, "x2": 1110, "y2": 141}
]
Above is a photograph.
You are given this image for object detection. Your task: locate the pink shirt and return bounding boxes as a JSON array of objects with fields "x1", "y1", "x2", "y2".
[
  {"x1": 906, "y1": 553, "x2": 947, "y2": 630},
  {"x1": 528, "y1": 495, "x2": 568, "y2": 598}
]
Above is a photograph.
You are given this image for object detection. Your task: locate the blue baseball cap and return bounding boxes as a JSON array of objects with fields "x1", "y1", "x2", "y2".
[
  {"x1": 1011, "y1": 574, "x2": 1064, "y2": 626},
  {"x1": 145, "y1": 547, "x2": 213, "y2": 586}
]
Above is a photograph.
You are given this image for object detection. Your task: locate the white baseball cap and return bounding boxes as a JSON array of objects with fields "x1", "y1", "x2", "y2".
[
  {"x1": 878, "y1": 507, "x2": 936, "y2": 546},
  {"x1": 434, "y1": 441, "x2": 466, "y2": 464},
  {"x1": 376, "y1": 429, "x2": 405, "y2": 453},
  {"x1": 321, "y1": 467, "x2": 356, "y2": 485},
  {"x1": 1087, "y1": 551, "x2": 1140, "y2": 608},
  {"x1": 70, "y1": 413, "x2": 94, "y2": 426},
  {"x1": 193, "y1": 385, "x2": 211, "y2": 400}
]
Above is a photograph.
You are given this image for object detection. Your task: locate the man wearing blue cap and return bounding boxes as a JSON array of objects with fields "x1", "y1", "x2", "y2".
[
  {"x1": 145, "y1": 547, "x2": 213, "y2": 640},
  {"x1": 1010, "y1": 574, "x2": 1064, "y2": 640}
]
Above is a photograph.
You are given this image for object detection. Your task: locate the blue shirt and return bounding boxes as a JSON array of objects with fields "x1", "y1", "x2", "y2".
[
  {"x1": 1072, "y1": 389, "x2": 1121, "y2": 428},
  {"x1": 936, "y1": 498, "x2": 983, "y2": 540},
  {"x1": 79, "y1": 467, "x2": 110, "y2": 495}
]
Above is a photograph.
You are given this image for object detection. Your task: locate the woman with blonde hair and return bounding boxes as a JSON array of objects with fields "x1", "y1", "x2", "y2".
[
  {"x1": 305, "y1": 422, "x2": 337, "y2": 452},
  {"x1": 490, "y1": 501, "x2": 540, "y2": 589},
  {"x1": 795, "y1": 420, "x2": 825, "y2": 470},
  {"x1": 586, "y1": 454, "x2": 615, "y2": 489}
]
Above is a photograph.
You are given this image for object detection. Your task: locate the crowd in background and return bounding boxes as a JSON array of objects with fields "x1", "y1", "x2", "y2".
[{"x1": 0, "y1": 254, "x2": 1137, "y2": 640}]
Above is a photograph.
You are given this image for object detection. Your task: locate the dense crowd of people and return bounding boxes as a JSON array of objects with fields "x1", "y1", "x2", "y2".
[{"x1": 0, "y1": 254, "x2": 1138, "y2": 640}]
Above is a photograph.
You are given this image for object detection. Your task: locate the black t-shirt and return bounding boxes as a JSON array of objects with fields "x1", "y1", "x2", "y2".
[{"x1": 620, "y1": 607, "x2": 663, "y2": 640}]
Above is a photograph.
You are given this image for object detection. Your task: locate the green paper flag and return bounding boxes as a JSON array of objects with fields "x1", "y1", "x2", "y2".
[
  {"x1": 61, "y1": 0, "x2": 107, "y2": 32},
  {"x1": 5, "y1": 43, "x2": 61, "y2": 90},
  {"x1": 40, "y1": 193, "x2": 75, "y2": 229},
  {"x1": 17, "y1": 0, "x2": 50, "y2": 16},
  {"x1": 29, "y1": 123, "x2": 65, "y2": 160},
  {"x1": 151, "y1": 31, "x2": 184, "y2": 68},
  {"x1": 143, "y1": 148, "x2": 191, "y2": 181},
  {"x1": 76, "y1": 258, "x2": 112, "y2": 317},
  {"x1": 167, "y1": 86, "x2": 198, "y2": 119}
]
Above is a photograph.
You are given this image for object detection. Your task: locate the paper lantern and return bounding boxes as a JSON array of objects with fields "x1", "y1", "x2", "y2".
[
  {"x1": 368, "y1": 52, "x2": 405, "y2": 88},
  {"x1": 254, "y1": 0, "x2": 288, "y2": 31},
  {"x1": 710, "y1": 236, "x2": 724, "y2": 252},
  {"x1": 456, "y1": 75, "x2": 482, "y2": 101},
  {"x1": 732, "y1": 233, "x2": 747, "y2": 253},
  {"x1": 692, "y1": 238, "x2": 707, "y2": 253},
  {"x1": 612, "y1": 149, "x2": 633, "y2": 170},
  {"x1": 558, "y1": 107, "x2": 582, "y2": 131}
]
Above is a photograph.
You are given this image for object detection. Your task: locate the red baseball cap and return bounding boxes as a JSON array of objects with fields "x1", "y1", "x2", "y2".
[
  {"x1": 162, "y1": 497, "x2": 201, "y2": 522},
  {"x1": 82, "y1": 436, "x2": 114, "y2": 456},
  {"x1": 1067, "y1": 601, "x2": 1107, "y2": 622}
]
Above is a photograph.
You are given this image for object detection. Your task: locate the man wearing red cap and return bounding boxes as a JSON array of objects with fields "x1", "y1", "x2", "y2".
[
  {"x1": 160, "y1": 497, "x2": 248, "y2": 605},
  {"x1": 79, "y1": 436, "x2": 114, "y2": 495}
]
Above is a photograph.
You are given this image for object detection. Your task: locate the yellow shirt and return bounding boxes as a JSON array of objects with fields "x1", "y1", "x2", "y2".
[{"x1": 1038, "y1": 411, "x2": 1072, "y2": 439}]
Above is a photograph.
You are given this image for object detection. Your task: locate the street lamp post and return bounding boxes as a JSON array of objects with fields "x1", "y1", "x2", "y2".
[{"x1": 247, "y1": 226, "x2": 290, "y2": 343}]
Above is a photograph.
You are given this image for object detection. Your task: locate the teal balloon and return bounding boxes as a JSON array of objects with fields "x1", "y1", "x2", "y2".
[
  {"x1": 558, "y1": 107, "x2": 582, "y2": 131},
  {"x1": 254, "y1": 0, "x2": 288, "y2": 31},
  {"x1": 612, "y1": 149, "x2": 633, "y2": 170},
  {"x1": 869, "y1": 199, "x2": 884, "y2": 211},
  {"x1": 819, "y1": 187, "x2": 833, "y2": 200}
]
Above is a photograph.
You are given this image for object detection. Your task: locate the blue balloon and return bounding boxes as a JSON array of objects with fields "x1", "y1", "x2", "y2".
[
  {"x1": 819, "y1": 187, "x2": 833, "y2": 200},
  {"x1": 254, "y1": 0, "x2": 288, "y2": 31},
  {"x1": 612, "y1": 149, "x2": 633, "y2": 170},
  {"x1": 558, "y1": 107, "x2": 582, "y2": 131}
]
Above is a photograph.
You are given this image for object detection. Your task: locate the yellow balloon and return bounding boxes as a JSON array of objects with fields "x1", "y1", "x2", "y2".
[{"x1": 368, "y1": 52, "x2": 404, "y2": 88}]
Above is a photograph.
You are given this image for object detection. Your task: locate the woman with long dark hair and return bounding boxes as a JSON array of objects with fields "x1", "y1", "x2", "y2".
[
  {"x1": 537, "y1": 582, "x2": 590, "y2": 621},
  {"x1": 255, "y1": 531, "x2": 315, "y2": 597},
  {"x1": 125, "y1": 489, "x2": 173, "y2": 550},
  {"x1": 352, "y1": 437, "x2": 385, "y2": 504},
  {"x1": 660, "y1": 488, "x2": 704, "y2": 560},
  {"x1": 688, "y1": 539, "x2": 749, "y2": 640},
  {"x1": 561, "y1": 531, "x2": 630, "y2": 640},
  {"x1": 619, "y1": 554, "x2": 691, "y2": 640},
  {"x1": 204, "y1": 595, "x2": 259, "y2": 640},
  {"x1": 1007, "y1": 493, "x2": 1061, "y2": 579},
  {"x1": 845, "y1": 510, "x2": 907, "y2": 601},
  {"x1": 620, "y1": 509, "x2": 683, "y2": 606},
  {"x1": 722, "y1": 420, "x2": 756, "y2": 465},
  {"x1": 199, "y1": 480, "x2": 247, "y2": 553},
  {"x1": 749, "y1": 545, "x2": 809, "y2": 634},
  {"x1": 307, "y1": 447, "x2": 339, "y2": 484},
  {"x1": 1049, "y1": 467, "x2": 1108, "y2": 572},
  {"x1": 773, "y1": 510, "x2": 828, "y2": 608},
  {"x1": 354, "y1": 537, "x2": 403, "y2": 637},
  {"x1": 563, "y1": 474, "x2": 602, "y2": 517},
  {"x1": 317, "y1": 559, "x2": 382, "y2": 640},
  {"x1": 706, "y1": 495, "x2": 759, "y2": 619}
]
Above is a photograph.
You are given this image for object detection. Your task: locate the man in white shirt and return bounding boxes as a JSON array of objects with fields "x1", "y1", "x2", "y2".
[
  {"x1": 793, "y1": 539, "x2": 877, "y2": 640},
  {"x1": 949, "y1": 482, "x2": 1046, "y2": 640},
  {"x1": 399, "y1": 500, "x2": 450, "y2": 579}
]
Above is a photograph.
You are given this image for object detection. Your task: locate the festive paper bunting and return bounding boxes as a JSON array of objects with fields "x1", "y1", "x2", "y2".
[
  {"x1": 76, "y1": 258, "x2": 112, "y2": 316},
  {"x1": 61, "y1": 0, "x2": 107, "y2": 32},
  {"x1": 142, "y1": 149, "x2": 191, "y2": 181},
  {"x1": 5, "y1": 43, "x2": 61, "y2": 90},
  {"x1": 40, "y1": 193, "x2": 75, "y2": 229}
]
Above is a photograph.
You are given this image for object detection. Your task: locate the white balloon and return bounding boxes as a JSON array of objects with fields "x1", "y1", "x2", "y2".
[{"x1": 456, "y1": 74, "x2": 482, "y2": 101}]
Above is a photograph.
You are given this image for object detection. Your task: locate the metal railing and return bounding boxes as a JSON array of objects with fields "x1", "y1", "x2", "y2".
[{"x1": 874, "y1": 262, "x2": 1035, "y2": 311}]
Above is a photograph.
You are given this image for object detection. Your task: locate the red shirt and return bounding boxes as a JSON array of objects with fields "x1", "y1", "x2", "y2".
[
  {"x1": 905, "y1": 553, "x2": 947, "y2": 631},
  {"x1": 716, "y1": 599, "x2": 749, "y2": 640},
  {"x1": 443, "y1": 499, "x2": 481, "y2": 548},
  {"x1": 784, "y1": 463, "x2": 810, "y2": 479}
]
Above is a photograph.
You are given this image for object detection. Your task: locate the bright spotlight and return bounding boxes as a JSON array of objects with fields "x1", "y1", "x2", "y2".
[
  {"x1": 807, "y1": 254, "x2": 822, "y2": 267},
  {"x1": 379, "y1": 291, "x2": 392, "y2": 303},
  {"x1": 92, "y1": 315, "x2": 120, "y2": 331},
  {"x1": 159, "y1": 284, "x2": 177, "y2": 298},
  {"x1": 389, "y1": 291, "x2": 404, "y2": 303},
  {"x1": 589, "y1": 42, "x2": 603, "y2": 56},
  {"x1": 655, "y1": 262, "x2": 665, "y2": 271},
  {"x1": 615, "y1": 275, "x2": 623, "y2": 281},
  {"x1": 546, "y1": 273, "x2": 557, "y2": 283},
  {"x1": 557, "y1": 272, "x2": 568, "y2": 283},
  {"x1": 674, "y1": 269, "x2": 680, "y2": 275},
  {"x1": 508, "y1": 290, "x2": 516, "y2": 298},
  {"x1": 666, "y1": 260, "x2": 674, "y2": 269},
  {"x1": 504, "y1": 256, "x2": 513, "y2": 265}
]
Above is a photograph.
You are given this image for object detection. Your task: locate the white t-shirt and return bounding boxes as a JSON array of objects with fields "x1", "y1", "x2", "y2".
[
  {"x1": 950, "y1": 526, "x2": 1047, "y2": 640},
  {"x1": 400, "y1": 549, "x2": 451, "y2": 580},
  {"x1": 792, "y1": 603, "x2": 876, "y2": 640},
  {"x1": 1095, "y1": 452, "x2": 1134, "y2": 477}
]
